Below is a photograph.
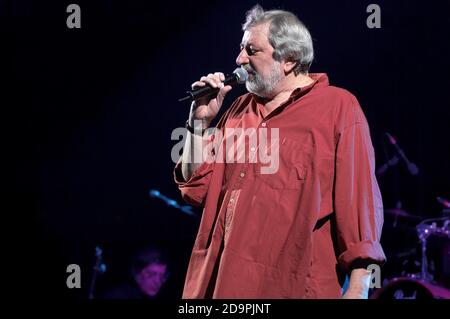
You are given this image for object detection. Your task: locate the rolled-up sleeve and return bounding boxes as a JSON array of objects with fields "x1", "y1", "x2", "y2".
[
  {"x1": 173, "y1": 161, "x2": 215, "y2": 207},
  {"x1": 173, "y1": 99, "x2": 240, "y2": 208},
  {"x1": 333, "y1": 107, "x2": 386, "y2": 271}
]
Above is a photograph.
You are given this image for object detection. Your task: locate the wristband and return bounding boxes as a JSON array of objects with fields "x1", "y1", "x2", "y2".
[{"x1": 185, "y1": 119, "x2": 206, "y2": 136}]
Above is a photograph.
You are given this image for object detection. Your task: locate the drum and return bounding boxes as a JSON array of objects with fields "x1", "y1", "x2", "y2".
[
  {"x1": 371, "y1": 277, "x2": 450, "y2": 299},
  {"x1": 417, "y1": 219, "x2": 450, "y2": 287}
]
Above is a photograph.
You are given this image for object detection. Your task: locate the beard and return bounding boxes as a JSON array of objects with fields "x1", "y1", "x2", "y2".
[{"x1": 243, "y1": 62, "x2": 283, "y2": 98}]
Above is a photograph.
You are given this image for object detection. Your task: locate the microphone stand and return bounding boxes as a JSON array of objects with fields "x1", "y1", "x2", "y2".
[
  {"x1": 88, "y1": 246, "x2": 106, "y2": 300},
  {"x1": 376, "y1": 133, "x2": 405, "y2": 229},
  {"x1": 149, "y1": 189, "x2": 198, "y2": 218},
  {"x1": 376, "y1": 155, "x2": 400, "y2": 176},
  {"x1": 386, "y1": 132, "x2": 419, "y2": 176}
]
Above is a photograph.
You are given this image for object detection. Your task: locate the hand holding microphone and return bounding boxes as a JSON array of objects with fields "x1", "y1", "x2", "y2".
[{"x1": 179, "y1": 68, "x2": 248, "y2": 128}]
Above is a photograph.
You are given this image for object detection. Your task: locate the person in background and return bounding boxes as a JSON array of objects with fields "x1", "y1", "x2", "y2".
[{"x1": 103, "y1": 246, "x2": 169, "y2": 299}]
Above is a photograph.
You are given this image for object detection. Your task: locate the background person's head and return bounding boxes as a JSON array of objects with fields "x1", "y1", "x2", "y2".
[{"x1": 130, "y1": 246, "x2": 169, "y2": 298}]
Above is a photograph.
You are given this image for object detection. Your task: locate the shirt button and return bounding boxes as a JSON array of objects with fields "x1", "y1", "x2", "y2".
[
  {"x1": 261, "y1": 122, "x2": 267, "y2": 127},
  {"x1": 250, "y1": 147, "x2": 256, "y2": 152},
  {"x1": 240, "y1": 172, "x2": 245, "y2": 178},
  {"x1": 229, "y1": 198, "x2": 234, "y2": 203}
]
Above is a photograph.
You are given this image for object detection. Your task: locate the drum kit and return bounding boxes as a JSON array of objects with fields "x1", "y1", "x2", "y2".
[
  {"x1": 372, "y1": 207, "x2": 450, "y2": 299},
  {"x1": 371, "y1": 132, "x2": 450, "y2": 299}
]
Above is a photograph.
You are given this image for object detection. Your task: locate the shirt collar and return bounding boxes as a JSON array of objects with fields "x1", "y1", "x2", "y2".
[
  {"x1": 251, "y1": 73, "x2": 329, "y2": 117},
  {"x1": 289, "y1": 73, "x2": 329, "y2": 101},
  {"x1": 252, "y1": 73, "x2": 329, "y2": 105}
]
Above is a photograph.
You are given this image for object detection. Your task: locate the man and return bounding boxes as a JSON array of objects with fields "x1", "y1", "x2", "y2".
[{"x1": 174, "y1": 4, "x2": 385, "y2": 299}]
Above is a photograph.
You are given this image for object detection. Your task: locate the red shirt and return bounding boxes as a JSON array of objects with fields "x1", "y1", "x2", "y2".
[{"x1": 174, "y1": 73, "x2": 385, "y2": 298}]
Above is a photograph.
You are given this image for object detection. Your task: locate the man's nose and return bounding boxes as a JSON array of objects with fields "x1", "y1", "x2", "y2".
[{"x1": 236, "y1": 48, "x2": 249, "y2": 66}]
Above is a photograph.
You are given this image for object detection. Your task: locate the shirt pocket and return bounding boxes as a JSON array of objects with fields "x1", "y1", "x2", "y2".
[{"x1": 254, "y1": 138, "x2": 313, "y2": 190}]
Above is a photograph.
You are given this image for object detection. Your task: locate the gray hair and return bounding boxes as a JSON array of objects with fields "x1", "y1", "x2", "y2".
[{"x1": 242, "y1": 4, "x2": 314, "y2": 75}]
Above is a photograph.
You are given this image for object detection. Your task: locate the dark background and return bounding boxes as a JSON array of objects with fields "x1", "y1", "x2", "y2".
[{"x1": 6, "y1": 0, "x2": 450, "y2": 300}]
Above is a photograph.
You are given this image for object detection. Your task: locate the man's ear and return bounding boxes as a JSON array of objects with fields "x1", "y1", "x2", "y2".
[{"x1": 283, "y1": 60, "x2": 297, "y2": 74}]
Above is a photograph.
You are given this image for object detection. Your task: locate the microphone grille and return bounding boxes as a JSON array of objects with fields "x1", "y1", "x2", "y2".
[{"x1": 233, "y1": 67, "x2": 249, "y2": 84}]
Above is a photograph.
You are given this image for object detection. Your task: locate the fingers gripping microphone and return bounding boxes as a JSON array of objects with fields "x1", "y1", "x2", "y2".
[{"x1": 178, "y1": 68, "x2": 248, "y2": 102}]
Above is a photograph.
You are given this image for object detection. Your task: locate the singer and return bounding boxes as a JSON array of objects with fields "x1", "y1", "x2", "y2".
[{"x1": 174, "y1": 4, "x2": 385, "y2": 299}]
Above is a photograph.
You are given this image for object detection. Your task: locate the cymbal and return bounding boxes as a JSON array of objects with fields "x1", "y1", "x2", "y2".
[{"x1": 384, "y1": 208, "x2": 423, "y2": 219}]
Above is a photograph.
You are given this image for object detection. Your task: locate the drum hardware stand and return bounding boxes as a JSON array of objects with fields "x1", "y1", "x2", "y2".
[
  {"x1": 416, "y1": 223, "x2": 434, "y2": 282},
  {"x1": 415, "y1": 217, "x2": 450, "y2": 283},
  {"x1": 88, "y1": 246, "x2": 107, "y2": 300}
]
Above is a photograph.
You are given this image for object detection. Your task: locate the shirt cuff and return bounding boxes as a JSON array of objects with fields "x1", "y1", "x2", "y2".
[
  {"x1": 173, "y1": 160, "x2": 214, "y2": 207},
  {"x1": 337, "y1": 240, "x2": 386, "y2": 271},
  {"x1": 173, "y1": 160, "x2": 212, "y2": 186}
]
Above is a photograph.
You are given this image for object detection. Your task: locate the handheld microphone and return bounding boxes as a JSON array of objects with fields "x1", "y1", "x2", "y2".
[
  {"x1": 178, "y1": 68, "x2": 248, "y2": 102},
  {"x1": 385, "y1": 132, "x2": 419, "y2": 175}
]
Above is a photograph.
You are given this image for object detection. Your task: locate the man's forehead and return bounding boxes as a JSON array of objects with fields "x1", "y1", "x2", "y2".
[{"x1": 241, "y1": 22, "x2": 270, "y2": 46}]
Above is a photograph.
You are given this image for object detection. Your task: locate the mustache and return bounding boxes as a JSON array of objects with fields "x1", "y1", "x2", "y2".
[{"x1": 241, "y1": 65, "x2": 255, "y2": 74}]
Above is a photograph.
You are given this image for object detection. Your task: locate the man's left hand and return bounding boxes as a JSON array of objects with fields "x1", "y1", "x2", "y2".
[{"x1": 341, "y1": 268, "x2": 372, "y2": 299}]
